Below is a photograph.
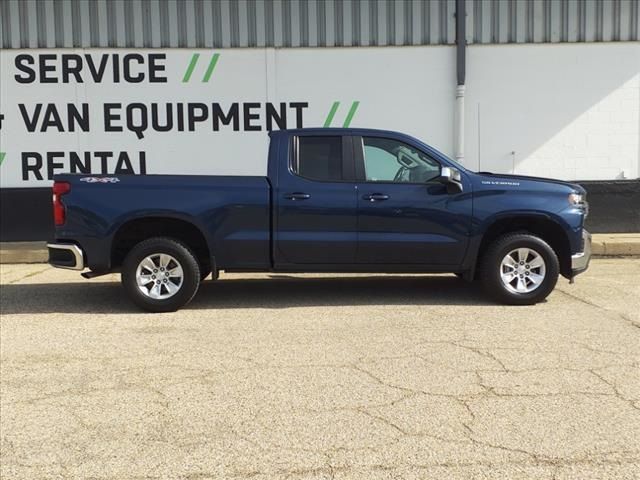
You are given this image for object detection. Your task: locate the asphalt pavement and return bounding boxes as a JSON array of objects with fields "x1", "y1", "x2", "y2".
[{"x1": 1, "y1": 259, "x2": 639, "y2": 479}]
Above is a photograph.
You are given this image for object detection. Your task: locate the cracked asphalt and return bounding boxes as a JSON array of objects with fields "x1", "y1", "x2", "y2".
[{"x1": 1, "y1": 258, "x2": 639, "y2": 479}]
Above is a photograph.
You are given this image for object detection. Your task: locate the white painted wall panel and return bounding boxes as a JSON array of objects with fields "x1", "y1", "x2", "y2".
[
  {"x1": 0, "y1": 43, "x2": 638, "y2": 189},
  {"x1": 465, "y1": 43, "x2": 640, "y2": 180}
]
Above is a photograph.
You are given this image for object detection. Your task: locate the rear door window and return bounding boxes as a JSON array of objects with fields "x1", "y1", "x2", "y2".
[{"x1": 295, "y1": 136, "x2": 345, "y2": 182}]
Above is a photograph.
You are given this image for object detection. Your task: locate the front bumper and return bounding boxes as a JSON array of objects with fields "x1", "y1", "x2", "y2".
[
  {"x1": 571, "y1": 229, "x2": 591, "y2": 276},
  {"x1": 47, "y1": 243, "x2": 85, "y2": 271}
]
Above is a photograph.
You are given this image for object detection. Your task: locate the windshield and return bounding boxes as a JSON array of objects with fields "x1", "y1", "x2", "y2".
[{"x1": 411, "y1": 137, "x2": 470, "y2": 173}]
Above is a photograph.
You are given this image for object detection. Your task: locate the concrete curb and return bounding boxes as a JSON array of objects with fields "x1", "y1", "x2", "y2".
[
  {"x1": 590, "y1": 234, "x2": 640, "y2": 256},
  {"x1": 0, "y1": 242, "x2": 48, "y2": 264},
  {"x1": 1, "y1": 235, "x2": 640, "y2": 264}
]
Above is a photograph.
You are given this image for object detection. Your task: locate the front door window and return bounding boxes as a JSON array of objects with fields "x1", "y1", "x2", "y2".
[{"x1": 363, "y1": 137, "x2": 440, "y2": 184}]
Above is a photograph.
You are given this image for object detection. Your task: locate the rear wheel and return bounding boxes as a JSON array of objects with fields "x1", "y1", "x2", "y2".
[
  {"x1": 479, "y1": 233, "x2": 559, "y2": 305},
  {"x1": 122, "y1": 237, "x2": 201, "y2": 312}
]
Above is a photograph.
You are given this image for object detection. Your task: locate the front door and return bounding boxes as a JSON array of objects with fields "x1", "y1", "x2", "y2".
[
  {"x1": 274, "y1": 135, "x2": 358, "y2": 265},
  {"x1": 354, "y1": 135, "x2": 471, "y2": 266}
]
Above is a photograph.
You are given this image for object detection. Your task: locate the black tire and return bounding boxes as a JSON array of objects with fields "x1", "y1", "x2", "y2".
[
  {"x1": 122, "y1": 237, "x2": 201, "y2": 312},
  {"x1": 479, "y1": 233, "x2": 559, "y2": 305}
]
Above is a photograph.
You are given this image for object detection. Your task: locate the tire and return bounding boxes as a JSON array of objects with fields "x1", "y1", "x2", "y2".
[
  {"x1": 122, "y1": 237, "x2": 201, "y2": 312},
  {"x1": 479, "y1": 233, "x2": 559, "y2": 305}
]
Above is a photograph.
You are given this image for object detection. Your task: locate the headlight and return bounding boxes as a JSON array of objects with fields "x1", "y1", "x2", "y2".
[{"x1": 568, "y1": 193, "x2": 585, "y2": 205}]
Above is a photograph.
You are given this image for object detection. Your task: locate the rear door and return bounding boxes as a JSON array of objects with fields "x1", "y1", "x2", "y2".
[
  {"x1": 273, "y1": 134, "x2": 358, "y2": 265},
  {"x1": 354, "y1": 135, "x2": 471, "y2": 266}
]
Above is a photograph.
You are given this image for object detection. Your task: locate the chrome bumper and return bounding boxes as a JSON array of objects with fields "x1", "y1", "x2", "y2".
[
  {"x1": 571, "y1": 229, "x2": 591, "y2": 275},
  {"x1": 47, "y1": 243, "x2": 85, "y2": 271}
]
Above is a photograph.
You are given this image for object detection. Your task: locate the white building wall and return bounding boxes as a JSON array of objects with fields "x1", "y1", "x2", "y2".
[
  {"x1": 271, "y1": 45, "x2": 456, "y2": 154},
  {"x1": 465, "y1": 42, "x2": 640, "y2": 180},
  {"x1": 0, "y1": 42, "x2": 638, "y2": 189}
]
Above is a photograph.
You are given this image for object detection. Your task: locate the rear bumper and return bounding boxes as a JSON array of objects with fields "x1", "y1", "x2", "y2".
[
  {"x1": 47, "y1": 243, "x2": 85, "y2": 271},
  {"x1": 571, "y1": 229, "x2": 591, "y2": 276}
]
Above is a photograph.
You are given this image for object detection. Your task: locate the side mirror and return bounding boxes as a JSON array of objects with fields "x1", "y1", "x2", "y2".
[{"x1": 439, "y1": 166, "x2": 463, "y2": 193}]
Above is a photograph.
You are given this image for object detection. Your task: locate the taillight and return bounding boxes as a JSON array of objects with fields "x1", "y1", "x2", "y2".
[{"x1": 52, "y1": 181, "x2": 71, "y2": 226}]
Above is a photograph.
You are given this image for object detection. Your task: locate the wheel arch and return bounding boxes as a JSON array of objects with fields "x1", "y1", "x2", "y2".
[
  {"x1": 472, "y1": 213, "x2": 572, "y2": 279},
  {"x1": 110, "y1": 215, "x2": 213, "y2": 274}
]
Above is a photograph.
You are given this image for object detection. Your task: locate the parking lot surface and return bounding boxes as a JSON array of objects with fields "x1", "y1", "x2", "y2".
[{"x1": 1, "y1": 259, "x2": 639, "y2": 479}]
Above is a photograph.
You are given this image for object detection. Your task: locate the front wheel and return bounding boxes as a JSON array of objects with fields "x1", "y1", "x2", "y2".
[
  {"x1": 122, "y1": 237, "x2": 201, "y2": 312},
  {"x1": 479, "y1": 233, "x2": 559, "y2": 305}
]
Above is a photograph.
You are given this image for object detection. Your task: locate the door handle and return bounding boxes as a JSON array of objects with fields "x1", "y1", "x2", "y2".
[
  {"x1": 284, "y1": 192, "x2": 311, "y2": 200},
  {"x1": 363, "y1": 193, "x2": 390, "y2": 202}
]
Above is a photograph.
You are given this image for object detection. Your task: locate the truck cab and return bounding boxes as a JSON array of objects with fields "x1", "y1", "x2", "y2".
[
  {"x1": 48, "y1": 128, "x2": 591, "y2": 312},
  {"x1": 269, "y1": 129, "x2": 471, "y2": 269}
]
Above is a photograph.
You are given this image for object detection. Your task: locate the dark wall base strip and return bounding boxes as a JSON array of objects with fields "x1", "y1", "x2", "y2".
[
  {"x1": 579, "y1": 180, "x2": 640, "y2": 233},
  {"x1": 0, "y1": 188, "x2": 54, "y2": 242}
]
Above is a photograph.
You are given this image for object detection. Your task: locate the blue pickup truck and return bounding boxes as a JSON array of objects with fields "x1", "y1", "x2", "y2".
[{"x1": 48, "y1": 128, "x2": 591, "y2": 312}]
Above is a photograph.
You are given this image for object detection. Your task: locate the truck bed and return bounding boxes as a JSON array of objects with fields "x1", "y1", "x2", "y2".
[{"x1": 55, "y1": 174, "x2": 272, "y2": 272}]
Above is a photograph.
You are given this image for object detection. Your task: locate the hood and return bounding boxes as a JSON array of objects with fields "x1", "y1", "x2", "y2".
[{"x1": 476, "y1": 172, "x2": 586, "y2": 194}]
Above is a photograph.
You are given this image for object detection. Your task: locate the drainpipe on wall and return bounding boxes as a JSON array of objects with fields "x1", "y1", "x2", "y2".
[{"x1": 455, "y1": 0, "x2": 466, "y2": 164}]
